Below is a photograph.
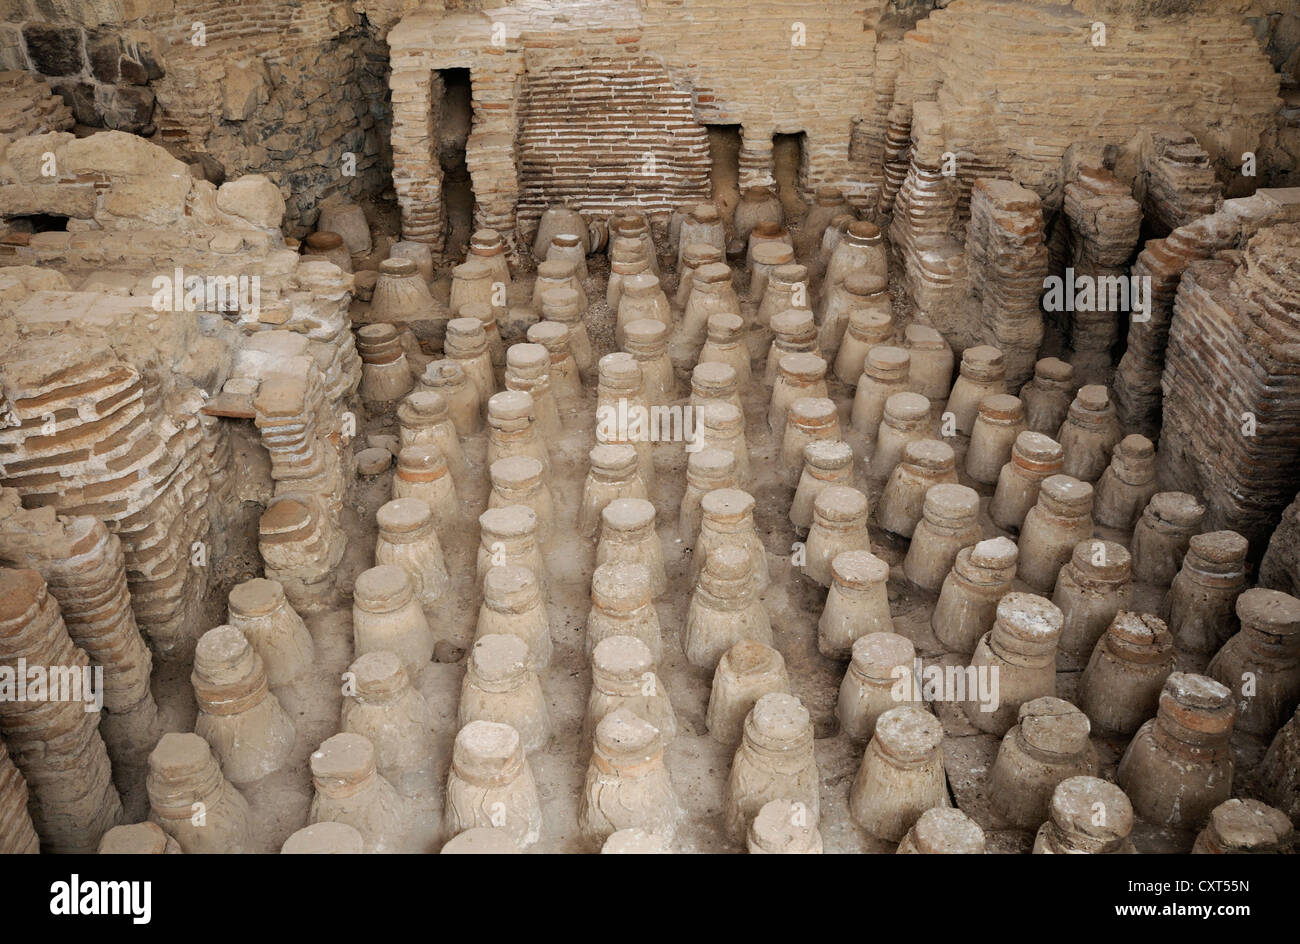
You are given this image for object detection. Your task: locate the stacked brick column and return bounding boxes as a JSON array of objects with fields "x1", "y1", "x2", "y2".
[
  {"x1": 0, "y1": 567, "x2": 122, "y2": 853},
  {"x1": 1156, "y1": 223, "x2": 1300, "y2": 552},
  {"x1": 0, "y1": 489, "x2": 162, "y2": 782}
]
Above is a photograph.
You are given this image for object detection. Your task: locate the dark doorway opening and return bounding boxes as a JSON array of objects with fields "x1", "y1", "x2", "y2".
[
  {"x1": 705, "y1": 124, "x2": 742, "y2": 224},
  {"x1": 5, "y1": 213, "x2": 70, "y2": 234},
  {"x1": 436, "y1": 68, "x2": 475, "y2": 260},
  {"x1": 772, "y1": 131, "x2": 808, "y2": 221}
]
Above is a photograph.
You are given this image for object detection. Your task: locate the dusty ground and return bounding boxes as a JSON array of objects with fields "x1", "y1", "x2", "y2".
[{"x1": 125, "y1": 212, "x2": 1274, "y2": 854}]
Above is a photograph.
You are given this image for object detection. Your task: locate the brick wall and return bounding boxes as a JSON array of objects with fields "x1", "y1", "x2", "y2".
[
  {"x1": 388, "y1": 0, "x2": 883, "y2": 258},
  {"x1": 515, "y1": 55, "x2": 710, "y2": 236},
  {"x1": 882, "y1": 0, "x2": 1284, "y2": 351},
  {"x1": 886, "y1": 0, "x2": 1280, "y2": 218},
  {"x1": 388, "y1": 11, "x2": 526, "y2": 253},
  {"x1": 641, "y1": 0, "x2": 881, "y2": 195}
]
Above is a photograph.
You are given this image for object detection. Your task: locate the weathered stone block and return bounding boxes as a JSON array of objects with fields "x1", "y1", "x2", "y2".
[
  {"x1": 117, "y1": 54, "x2": 147, "y2": 85},
  {"x1": 222, "y1": 61, "x2": 269, "y2": 122},
  {"x1": 121, "y1": 29, "x2": 163, "y2": 81},
  {"x1": 217, "y1": 174, "x2": 286, "y2": 230},
  {"x1": 0, "y1": 183, "x2": 97, "y2": 219},
  {"x1": 86, "y1": 30, "x2": 121, "y2": 83},
  {"x1": 22, "y1": 25, "x2": 85, "y2": 78},
  {"x1": 97, "y1": 84, "x2": 155, "y2": 134},
  {"x1": 53, "y1": 79, "x2": 97, "y2": 125}
]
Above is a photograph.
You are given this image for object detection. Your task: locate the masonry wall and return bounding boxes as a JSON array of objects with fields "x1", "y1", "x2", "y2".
[
  {"x1": 884, "y1": 0, "x2": 1281, "y2": 218},
  {"x1": 4, "y1": 0, "x2": 1294, "y2": 252},
  {"x1": 387, "y1": 0, "x2": 883, "y2": 258},
  {"x1": 151, "y1": 30, "x2": 391, "y2": 233},
  {"x1": 515, "y1": 55, "x2": 711, "y2": 234},
  {"x1": 0, "y1": 0, "x2": 391, "y2": 232}
]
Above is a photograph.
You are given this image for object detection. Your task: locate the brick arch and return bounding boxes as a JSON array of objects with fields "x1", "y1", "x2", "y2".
[{"x1": 388, "y1": 11, "x2": 525, "y2": 260}]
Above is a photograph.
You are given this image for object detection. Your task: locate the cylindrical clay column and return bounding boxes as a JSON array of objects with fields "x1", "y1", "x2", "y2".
[{"x1": 850, "y1": 705, "x2": 948, "y2": 843}]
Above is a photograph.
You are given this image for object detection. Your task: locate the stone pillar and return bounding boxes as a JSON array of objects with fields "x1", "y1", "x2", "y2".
[
  {"x1": 966, "y1": 178, "x2": 1048, "y2": 387},
  {"x1": 1136, "y1": 130, "x2": 1223, "y2": 237},
  {"x1": 0, "y1": 491, "x2": 162, "y2": 790},
  {"x1": 889, "y1": 102, "x2": 966, "y2": 344},
  {"x1": 0, "y1": 567, "x2": 122, "y2": 853},
  {"x1": 1260, "y1": 489, "x2": 1300, "y2": 597},
  {"x1": 1061, "y1": 163, "x2": 1142, "y2": 386},
  {"x1": 1155, "y1": 224, "x2": 1300, "y2": 552},
  {"x1": 738, "y1": 126, "x2": 776, "y2": 190},
  {"x1": 1113, "y1": 217, "x2": 1226, "y2": 439},
  {"x1": 0, "y1": 734, "x2": 39, "y2": 854},
  {"x1": 390, "y1": 66, "x2": 444, "y2": 246}
]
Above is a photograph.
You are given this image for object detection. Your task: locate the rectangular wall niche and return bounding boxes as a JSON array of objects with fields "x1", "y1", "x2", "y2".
[
  {"x1": 705, "y1": 123, "x2": 742, "y2": 222},
  {"x1": 435, "y1": 67, "x2": 475, "y2": 261},
  {"x1": 773, "y1": 131, "x2": 809, "y2": 218}
]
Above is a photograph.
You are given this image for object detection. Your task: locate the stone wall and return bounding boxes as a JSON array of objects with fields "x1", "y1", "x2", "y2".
[
  {"x1": 884, "y1": 0, "x2": 1280, "y2": 217},
  {"x1": 0, "y1": 130, "x2": 294, "y2": 284},
  {"x1": 388, "y1": 0, "x2": 883, "y2": 258},
  {"x1": 151, "y1": 31, "x2": 391, "y2": 233},
  {"x1": 0, "y1": 17, "x2": 165, "y2": 133},
  {"x1": 7, "y1": 0, "x2": 1295, "y2": 246},
  {"x1": 0, "y1": 0, "x2": 391, "y2": 232}
]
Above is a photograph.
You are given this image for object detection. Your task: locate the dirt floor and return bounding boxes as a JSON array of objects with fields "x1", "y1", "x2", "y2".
[{"x1": 124, "y1": 207, "x2": 1274, "y2": 854}]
